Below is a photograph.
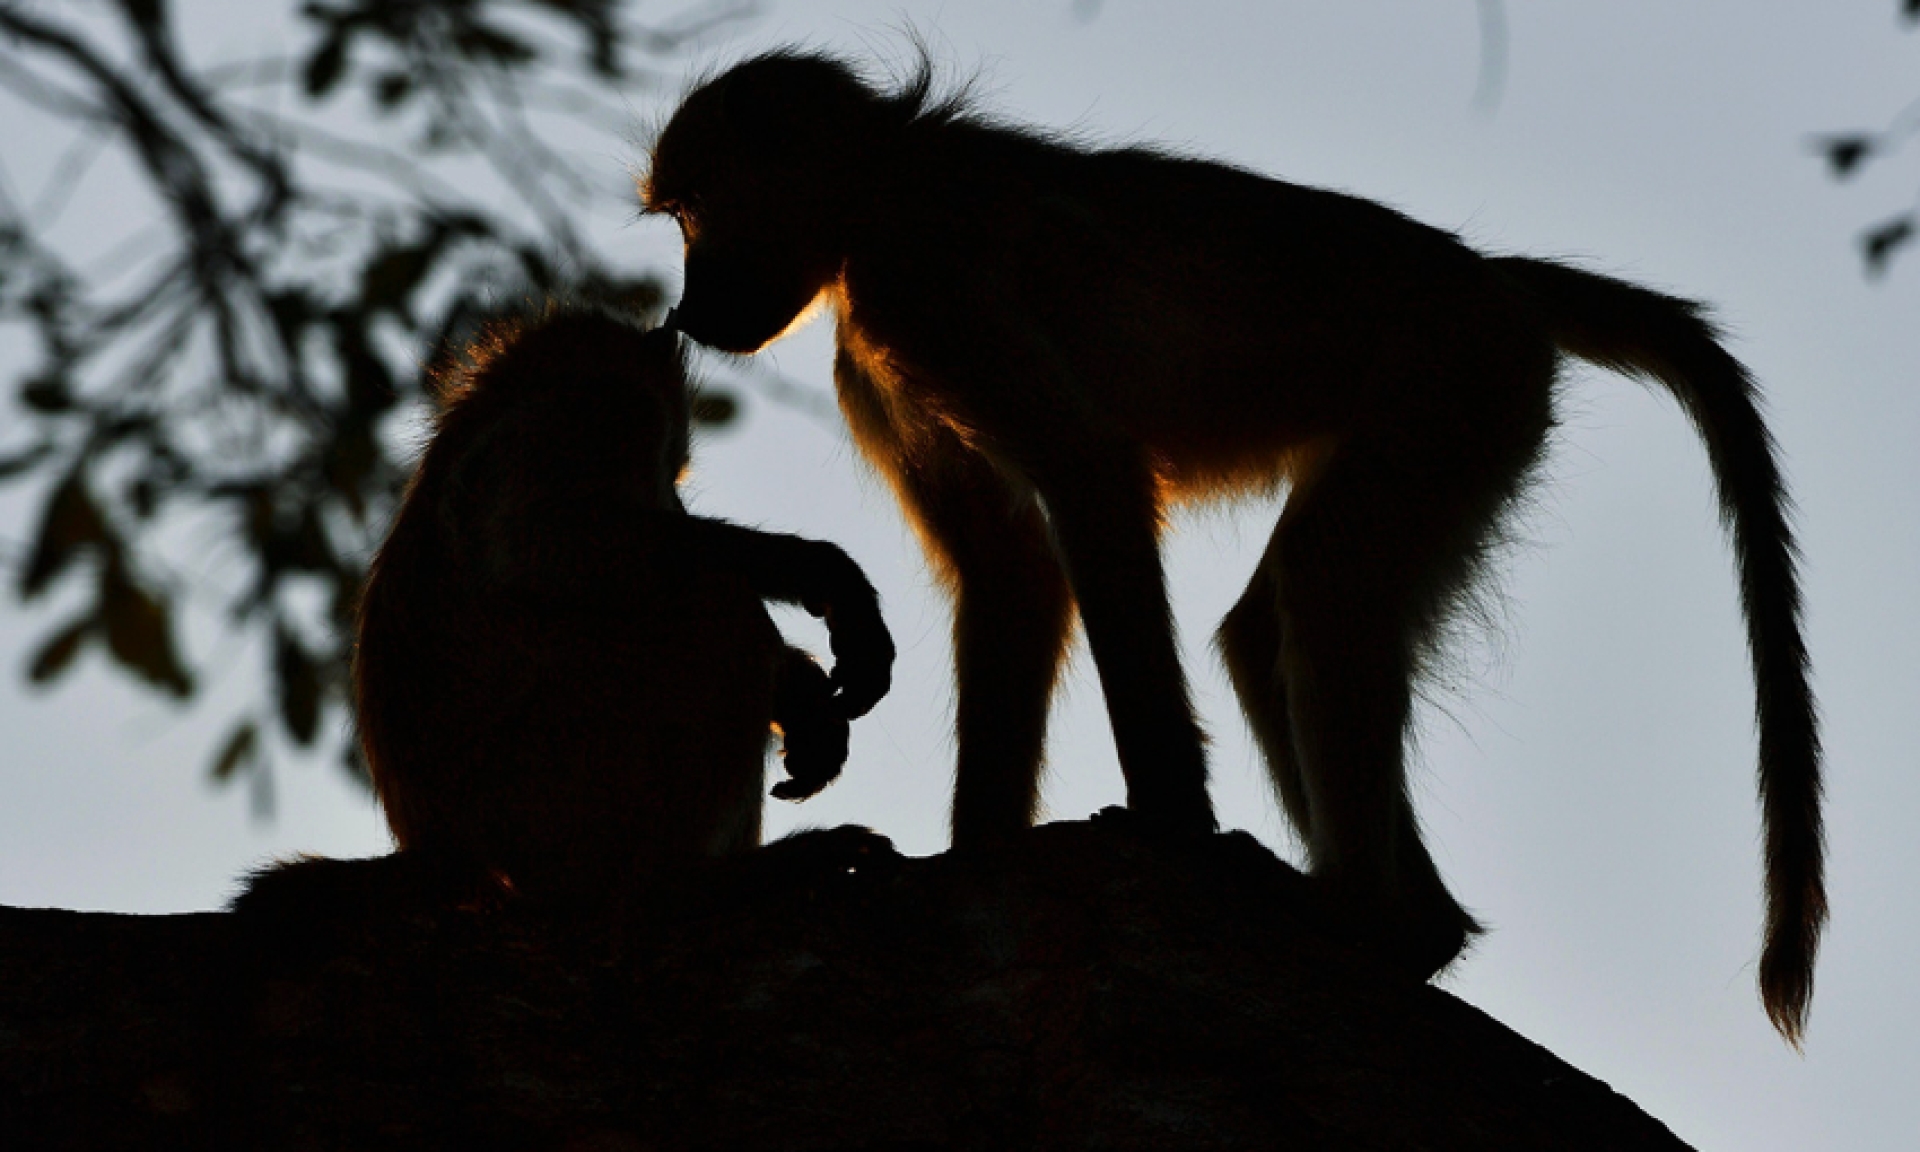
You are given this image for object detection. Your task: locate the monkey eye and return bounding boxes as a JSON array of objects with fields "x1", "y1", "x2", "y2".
[
  {"x1": 640, "y1": 190, "x2": 678, "y2": 219},
  {"x1": 670, "y1": 206, "x2": 699, "y2": 242}
]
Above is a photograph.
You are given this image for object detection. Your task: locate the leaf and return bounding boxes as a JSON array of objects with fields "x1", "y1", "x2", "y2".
[
  {"x1": 303, "y1": 32, "x2": 349, "y2": 98},
  {"x1": 324, "y1": 424, "x2": 379, "y2": 518},
  {"x1": 0, "y1": 443, "x2": 53, "y2": 480},
  {"x1": 588, "y1": 29, "x2": 620, "y2": 80},
  {"x1": 329, "y1": 577, "x2": 361, "y2": 631},
  {"x1": 26, "y1": 615, "x2": 96, "y2": 685},
  {"x1": 516, "y1": 245, "x2": 556, "y2": 291},
  {"x1": 241, "y1": 486, "x2": 275, "y2": 551},
  {"x1": 1863, "y1": 216, "x2": 1915, "y2": 276},
  {"x1": 273, "y1": 505, "x2": 339, "y2": 575},
  {"x1": 440, "y1": 212, "x2": 493, "y2": 240},
  {"x1": 454, "y1": 24, "x2": 536, "y2": 68},
  {"x1": 99, "y1": 561, "x2": 195, "y2": 698},
  {"x1": 335, "y1": 316, "x2": 396, "y2": 411},
  {"x1": 374, "y1": 71, "x2": 413, "y2": 108},
  {"x1": 359, "y1": 243, "x2": 434, "y2": 319},
  {"x1": 692, "y1": 390, "x2": 739, "y2": 428},
  {"x1": 21, "y1": 374, "x2": 72, "y2": 413},
  {"x1": 341, "y1": 740, "x2": 372, "y2": 790},
  {"x1": 127, "y1": 477, "x2": 158, "y2": 519},
  {"x1": 263, "y1": 288, "x2": 319, "y2": 360},
  {"x1": 209, "y1": 720, "x2": 260, "y2": 783},
  {"x1": 1818, "y1": 134, "x2": 1874, "y2": 179},
  {"x1": 119, "y1": 0, "x2": 165, "y2": 29},
  {"x1": 275, "y1": 625, "x2": 322, "y2": 745},
  {"x1": 20, "y1": 473, "x2": 110, "y2": 599}
]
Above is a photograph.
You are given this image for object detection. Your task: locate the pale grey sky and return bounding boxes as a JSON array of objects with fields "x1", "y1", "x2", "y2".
[{"x1": 2, "y1": 2, "x2": 1915, "y2": 1148}]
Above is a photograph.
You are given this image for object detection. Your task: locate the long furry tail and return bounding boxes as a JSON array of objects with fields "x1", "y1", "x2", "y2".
[
  {"x1": 229, "y1": 850, "x2": 498, "y2": 935},
  {"x1": 1492, "y1": 256, "x2": 1826, "y2": 1047}
]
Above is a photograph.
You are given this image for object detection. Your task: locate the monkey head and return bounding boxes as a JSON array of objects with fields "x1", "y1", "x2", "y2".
[
  {"x1": 433, "y1": 310, "x2": 694, "y2": 515},
  {"x1": 645, "y1": 52, "x2": 897, "y2": 353}
]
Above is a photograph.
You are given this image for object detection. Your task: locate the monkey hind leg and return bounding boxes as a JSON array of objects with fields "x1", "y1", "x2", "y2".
[
  {"x1": 1275, "y1": 386, "x2": 1550, "y2": 979},
  {"x1": 231, "y1": 849, "x2": 493, "y2": 920},
  {"x1": 1217, "y1": 558, "x2": 1313, "y2": 841},
  {"x1": 1228, "y1": 503, "x2": 1482, "y2": 971}
]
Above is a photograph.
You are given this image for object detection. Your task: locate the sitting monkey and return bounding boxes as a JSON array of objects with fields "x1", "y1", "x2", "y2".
[
  {"x1": 643, "y1": 50, "x2": 1823, "y2": 1044},
  {"x1": 235, "y1": 309, "x2": 894, "y2": 918}
]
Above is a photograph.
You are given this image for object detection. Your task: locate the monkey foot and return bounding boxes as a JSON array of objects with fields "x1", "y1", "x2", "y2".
[
  {"x1": 1376, "y1": 917, "x2": 1476, "y2": 984},
  {"x1": 1307, "y1": 879, "x2": 1483, "y2": 984}
]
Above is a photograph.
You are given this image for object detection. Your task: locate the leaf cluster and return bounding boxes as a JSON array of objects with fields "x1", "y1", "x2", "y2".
[
  {"x1": 0, "y1": 0, "x2": 756, "y2": 810},
  {"x1": 1813, "y1": 2, "x2": 1920, "y2": 275}
]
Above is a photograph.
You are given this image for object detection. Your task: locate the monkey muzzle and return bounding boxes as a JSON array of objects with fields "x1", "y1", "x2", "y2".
[{"x1": 668, "y1": 246, "x2": 824, "y2": 354}]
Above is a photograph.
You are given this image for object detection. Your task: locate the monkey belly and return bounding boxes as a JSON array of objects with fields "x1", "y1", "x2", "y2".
[
  {"x1": 393, "y1": 578, "x2": 784, "y2": 898},
  {"x1": 834, "y1": 317, "x2": 1319, "y2": 510}
]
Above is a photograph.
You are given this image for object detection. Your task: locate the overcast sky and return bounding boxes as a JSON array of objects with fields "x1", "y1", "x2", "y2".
[{"x1": 2, "y1": 2, "x2": 1916, "y2": 1147}]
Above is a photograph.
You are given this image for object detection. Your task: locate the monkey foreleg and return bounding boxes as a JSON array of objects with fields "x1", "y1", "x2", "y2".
[
  {"x1": 1033, "y1": 454, "x2": 1216, "y2": 838},
  {"x1": 683, "y1": 518, "x2": 895, "y2": 717},
  {"x1": 898, "y1": 449, "x2": 1075, "y2": 845},
  {"x1": 945, "y1": 547, "x2": 1075, "y2": 843}
]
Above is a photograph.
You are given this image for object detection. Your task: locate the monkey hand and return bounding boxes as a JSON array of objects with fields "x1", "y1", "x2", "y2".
[
  {"x1": 772, "y1": 706, "x2": 851, "y2": 802},
  {"x1": 797, "y1": 543, "x2": 895, "y2": 718},
  {"x1": 699, "y1": 826, "x2": 900, "y2": 914},
  {"x1": 760, "y1": 824, "x2": 900, "y2": 880},
  {"x1": 826, "y1": 604, "x2": 893, "y2": 718}
]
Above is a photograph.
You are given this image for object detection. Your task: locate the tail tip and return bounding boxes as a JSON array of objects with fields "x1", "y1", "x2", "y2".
[{"x1": 1760, "y1": 949, "x2": 1816, "y2": 1051}]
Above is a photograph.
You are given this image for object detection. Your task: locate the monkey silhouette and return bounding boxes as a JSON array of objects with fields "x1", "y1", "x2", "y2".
[
  {"x1": 234, "y1": 308, "x2": 894, "y2": 922},
  {"x1": 642, "y1": 50, "x2": 1824, "y2": 1043}
]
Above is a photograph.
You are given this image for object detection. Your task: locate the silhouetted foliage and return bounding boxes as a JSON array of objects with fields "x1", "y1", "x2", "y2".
[
  {"x1": 0, "y1": 0, "x2": 759, "y2": 810},
  {"x1": 1815, "y1": 4, "x2": 1920, "y2": 275}
]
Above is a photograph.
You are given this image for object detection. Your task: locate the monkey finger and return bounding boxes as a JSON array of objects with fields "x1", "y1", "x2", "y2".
[
  {"x1": 774, "y1": 714, "x2": 850, "y2": 800},
  {"x1": 771, "y1": 775, "x2": 828, "y2": 802},
  {"x1": 766, "y1": 824, "x2": 901, "y2": 876},
  {"x1": 829, "y1": 661, "x2": 891, "y2": 718},
  {"x1": 778, "y1": 744, "x2": 847, "y2": 790},
  {"x1": 826, "y1": 618, "x2": 895, "y2": 716},
  {"x1": 772, "y1": 758, "x2": 842, "y2": 800}
]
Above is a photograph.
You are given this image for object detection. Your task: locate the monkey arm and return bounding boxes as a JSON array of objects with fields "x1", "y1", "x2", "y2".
[
  {"x1": 679, "y1": 517, "x2": 894, "y2": 719},
  {"x1": 474, "y1": 488, "x2": 891, "y2": 717}
]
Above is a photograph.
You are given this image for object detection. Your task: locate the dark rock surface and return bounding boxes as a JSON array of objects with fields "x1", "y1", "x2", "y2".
[{"x1": 0, "y1": 820, "x2": 1690, "y2": 1150}]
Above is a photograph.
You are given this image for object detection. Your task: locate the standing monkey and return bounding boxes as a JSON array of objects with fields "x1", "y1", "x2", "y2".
[
  {"x1": 239, "y1": 309, "x2": 894, "y2": 917},
  {"x1": 643, "y1": 51, "x2": 1823, "y2": 1042}
]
